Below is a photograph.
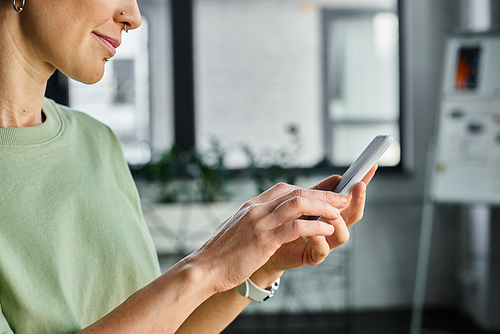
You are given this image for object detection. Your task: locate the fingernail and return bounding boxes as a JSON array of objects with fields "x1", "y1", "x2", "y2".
[
  {"x1": 328, "y1": 225, "x2": 335, "y2": 234},
  {"x1": 340, "y1": 195, "x2": 348, "y2": 204}
]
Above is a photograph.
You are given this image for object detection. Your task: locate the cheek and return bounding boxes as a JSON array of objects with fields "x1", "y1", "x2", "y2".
[
  {"x1": 21, "y1": 9, "x2": 79, "y2": 63},
  {"x1": 32, "y1": 31, "x2": 98, "y2": 82},
  {"x1": 26, "y1": 18, "x2": 106, "y2": 82},
  {"x1": 21, "y1": 0, "x2": 116, "y2": 83}
]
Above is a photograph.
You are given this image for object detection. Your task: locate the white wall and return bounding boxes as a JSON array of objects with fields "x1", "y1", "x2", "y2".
[{"x1": 194, "y1": 0, "x2": 324, "y2": 168}]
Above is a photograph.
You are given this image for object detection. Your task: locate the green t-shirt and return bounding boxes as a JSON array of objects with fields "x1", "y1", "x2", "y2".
[{"x1": 0, "y1": 98, "x2": 161, "y2": 333}]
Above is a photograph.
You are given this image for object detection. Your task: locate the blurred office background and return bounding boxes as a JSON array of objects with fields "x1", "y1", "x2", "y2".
[{"x1": 45, "y1": 0, "x2": 500, "y2": 332}]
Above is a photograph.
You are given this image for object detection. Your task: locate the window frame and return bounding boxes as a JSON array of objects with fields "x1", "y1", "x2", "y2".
[
  {"x1": 321, "y1": 2, "x2": 408, "y2": 174},
  {"x1": 172, "y1": 0, "x2": 410, "y2": 175}
]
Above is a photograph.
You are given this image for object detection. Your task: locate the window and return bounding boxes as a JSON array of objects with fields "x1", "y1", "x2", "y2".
[
  {"x1": 323, "y1": 8, "x2": 402, "y2": 167},
  {"x1": 191, "y1": 0, "x2": 405, "y2": 171}
]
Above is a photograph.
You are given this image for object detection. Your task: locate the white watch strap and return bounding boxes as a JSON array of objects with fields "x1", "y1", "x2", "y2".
[{"x1": 236, "y1": 277, "x2": 280, "y2": 302}]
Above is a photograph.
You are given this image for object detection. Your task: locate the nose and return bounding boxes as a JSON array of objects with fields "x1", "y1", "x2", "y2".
[{"x1": 116, "y1": 0, "x2": 142, "y2": 31}]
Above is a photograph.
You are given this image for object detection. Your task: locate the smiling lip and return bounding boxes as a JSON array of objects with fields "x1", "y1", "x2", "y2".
[{"x1": 94, "y1": 33, "x2": 120, "y2": 57}]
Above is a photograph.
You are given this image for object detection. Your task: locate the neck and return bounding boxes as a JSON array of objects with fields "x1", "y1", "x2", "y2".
[{"x1": 0, "y1": 7, "x2": 55, "y2": 128}]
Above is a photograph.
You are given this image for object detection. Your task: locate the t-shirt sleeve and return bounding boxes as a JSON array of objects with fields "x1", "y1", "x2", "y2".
[{"x1": 0, "y1": 303, "x2": 13, "y2": 334}]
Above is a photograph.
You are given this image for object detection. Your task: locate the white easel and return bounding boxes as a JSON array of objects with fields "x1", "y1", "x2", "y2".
[{"x1": 410, "y1": 31, "x2": 500, "y2": 334}]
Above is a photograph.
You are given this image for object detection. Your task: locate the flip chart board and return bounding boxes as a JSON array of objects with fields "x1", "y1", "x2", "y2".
[{"x1": 431, "y1": 32, "x2": 500, "y2": 204}]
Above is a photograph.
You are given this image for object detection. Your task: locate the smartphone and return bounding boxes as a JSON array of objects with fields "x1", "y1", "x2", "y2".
[
  {"x1": 331, "y1": 134, "x2": 394, "y2": 196},
  {"x1": 305, "y1": 135, "x2": 393, "y2": 222}
]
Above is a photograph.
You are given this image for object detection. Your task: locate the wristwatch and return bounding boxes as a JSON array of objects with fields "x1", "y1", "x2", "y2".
[{"x1": 236, "y1": 277, "x2": 280, "y2": 302}]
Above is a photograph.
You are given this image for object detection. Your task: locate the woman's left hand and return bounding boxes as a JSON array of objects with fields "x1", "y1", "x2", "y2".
[{"x1": 250, "y1": 165, "x2": 377, "y2": 286}]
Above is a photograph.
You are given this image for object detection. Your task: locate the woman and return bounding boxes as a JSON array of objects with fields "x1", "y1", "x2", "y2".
[{"x1": 0, "y1": 0, "x2": 376, "y2": 333}]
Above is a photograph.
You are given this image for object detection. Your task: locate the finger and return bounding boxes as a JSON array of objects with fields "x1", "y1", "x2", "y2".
[
  {"x1": 325, "y1": 216, "x2": 351, "y2": 249},
  {"x1": 240, "y1": 194, "x2": 341, "y2": 238},
  {"x1": 270, "y1": 218, "x2": 334, "y2": 246},
  {"x1": 342, "y1": 163, "x2": 377, "y2": 203},
  {"x1": 361, "y1": 164, "x2": 378, "y2": 186},
  {"x1": 312, "y1": 175, "x2": 349, "y2": 207},
  {"x1": 242, "y1": 182, "x2": 300, "y2": 208},
  {"x1": 342, "y1": 181, "x2": 367, "y2": 227},
  {"x1": 242, "y1": 188, "x2": 347, "y2": 224},
  {"x1": 269, "y1": 193, "x2": 343, "y2": 225},
  {"x1": 304, "y1": 235, "x2": 331, "y2": 265},
  {"x1": 270, "y1": 188, "x2": 348, "y2": 216},
  {"x1": 311, "y1": 175, "x2": 342, "y2": 191}
]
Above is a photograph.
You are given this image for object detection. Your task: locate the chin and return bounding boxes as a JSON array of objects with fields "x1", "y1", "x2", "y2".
[
  {"x1": 80, "y1": 70, "x2": 105, "y2": 85},
  {"x1": 64, "y1": 65, "x2": 105, "y2": 85}
]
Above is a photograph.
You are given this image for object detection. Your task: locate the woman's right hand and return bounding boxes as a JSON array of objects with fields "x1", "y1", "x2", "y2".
[{"x1": 186, "y1": 182, "x2": 349, "y2": 294}]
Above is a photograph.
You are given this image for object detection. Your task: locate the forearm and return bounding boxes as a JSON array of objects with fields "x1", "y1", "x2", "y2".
[
  {"x1": 175, "y1": 288, "x2": 250, "y2": 334},
  {"x1": 78, "y1": 258, "x2": 215, "y2": 334},
  {"x1": 176, "y1": 266, "x2": 283, "y2": 333}
]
